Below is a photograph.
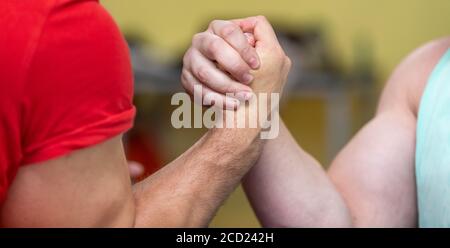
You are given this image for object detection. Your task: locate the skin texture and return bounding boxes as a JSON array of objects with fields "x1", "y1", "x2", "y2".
[
  {"x1": 0, "y1": 129, "x2": 264, "y2": 227},
  {"x1": 1, "y1": 136, "x2": 135, "y2": 227},
  {"x1": 245, "y1": 37, "x2": 450, "y2": 227},
  {"x1": 182, "y1": 16, "x2": 450, "y2": 227},
  {"x1": 183, "y1": 18, "x2": 262, "y2": 109},
  {"x1": 132, "y1": 17, "x2": 290, "y2": 227},
  {"x1": 0, "y1": 16, "x2": 289, "y2": 227}
]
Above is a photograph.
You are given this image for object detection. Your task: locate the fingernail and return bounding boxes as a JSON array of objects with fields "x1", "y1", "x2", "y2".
[
  {"x1": 236, "y1": 91, "x2": 254, "y2": 101},
  {"x1": 243, "y1": 73, "x2": 254, "y2": 83},
  {"x1": 249, "y1": 57, "x2": 260, "y2": 69}
]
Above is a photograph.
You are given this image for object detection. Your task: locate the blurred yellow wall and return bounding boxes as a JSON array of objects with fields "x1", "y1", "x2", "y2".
[
  {"x1": 102, "y1": 0, "x2": 449, "y2": 227},
  {"x1": 104, "y1": 0, "x2": 450, "y2": 82}
]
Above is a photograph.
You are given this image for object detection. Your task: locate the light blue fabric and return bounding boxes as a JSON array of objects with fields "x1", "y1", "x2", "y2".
[{"x1": 416, "y1": 48, "x2": 450, "y2": 227}]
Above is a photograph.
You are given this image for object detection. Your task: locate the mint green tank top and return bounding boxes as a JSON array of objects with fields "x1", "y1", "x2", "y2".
[{"x1": 416, "y1": 48, "x2": 450, "y2": 227}]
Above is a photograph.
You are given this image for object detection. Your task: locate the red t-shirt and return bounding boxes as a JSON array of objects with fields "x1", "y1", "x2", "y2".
[{"x1": 0, "y1": 0, "x2": 136, "y2": 203}]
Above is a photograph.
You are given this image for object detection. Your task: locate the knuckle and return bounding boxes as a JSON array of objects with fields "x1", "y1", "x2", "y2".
[
  {"x1": 209, "y1": 19, "x2": 221, "y2": 29},
  {"x1": 220, "y1": 23, "x2": 238, "y2": 38},
  {"x1": 196, "y1": 67, "x2": 210, "y2": 83},
  {"x1": 284, "y1": 56, "x2": 292, "y2": 69},
  {"x1": 230, "y1": 61, "x2": 248, "y2": 76},
  {"x1": 180, "y1": 78, "x2": 189, "y2": 91},
  {"x1": 192, "y1": 32, "x2": 204, "y2": 45},
  {"x1": 207, "y1": 38, "x2": 222, "y2": 57},
  {"x1": 256, "y1": 15, "x2": 268, "y2": 22},
  {"x1": 182, "y1": 49, "x2": 192, "y2": 65},
  {"x1": 181, "y1": 69, "x2": 190, "y2": 82},
  {"x1": 281, "y1": 56, "x2": 292, "y2": 74},
  {"x1": 181, "y1": 70, "x2": 193, "y2": 90}
]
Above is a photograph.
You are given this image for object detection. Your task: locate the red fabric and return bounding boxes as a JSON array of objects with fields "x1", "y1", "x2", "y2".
[{"x1": 0, "y1": 0, "x2": 136, "y2": 203}]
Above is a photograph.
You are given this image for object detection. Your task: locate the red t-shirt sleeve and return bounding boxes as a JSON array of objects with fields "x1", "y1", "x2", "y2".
[{"x1": 21, "y1": 0, "x2": 135, "y2": 164}]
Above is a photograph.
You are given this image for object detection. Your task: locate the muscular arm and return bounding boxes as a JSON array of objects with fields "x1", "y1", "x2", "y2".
[
  {"x1": 244, "y1": 79, "x2": 418, "y2": 227},
  {"x1": 133, "y1": 114, "x2": 263, "y2": 227},
  {"x1": 0, "y1": 136, "x2": 135, "y2": 227},
  {"x1": 132, "y1": 17, "x2": 291, "y2": 227},
  {"x1": 1, "y1": 108, "x2": 263, "y2": 227},
  {"x1": 243, "y1": 38, "x2": 450, "y2": 227},
  {"x1": 1, "y1": 15, "x2": 289, "y2": 227},
  {"x1": 168, "y1": 12, "x2": 450, "y2": 227}
]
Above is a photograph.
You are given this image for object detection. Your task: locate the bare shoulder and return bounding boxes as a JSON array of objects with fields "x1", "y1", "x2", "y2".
[
  {"x1": 378, "y1": 37, "x2": 450, "y2": 116},
  {"x1": 0, "y1": 136, "x2": 134, "y2": 227}
]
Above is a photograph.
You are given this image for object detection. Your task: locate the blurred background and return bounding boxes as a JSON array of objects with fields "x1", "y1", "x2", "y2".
[{"x1": 102, "y1": 0, "x2": 450, "y2": 227}]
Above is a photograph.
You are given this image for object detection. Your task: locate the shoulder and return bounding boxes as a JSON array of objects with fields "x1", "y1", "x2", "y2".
[
  {"x1": 378, "y1": 37, "x2": 450, "y2": 116},
  {"x1": 22, "y1": 0, "x2": 135, "y2": 165},
  {"x1": 49, "y1": 0, "x2": 121, "y2": 37},
  {"x1": 28, "y1": 0, "x2": 132, "y2": 96}
]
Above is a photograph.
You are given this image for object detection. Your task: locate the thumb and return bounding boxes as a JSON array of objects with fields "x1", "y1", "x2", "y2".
[
  {"x1": 232, "y1": 16, "x2": 278, "y2": 48},
  {"x1": 244, "y1": 32, "x2": 256, "y2": 47}
]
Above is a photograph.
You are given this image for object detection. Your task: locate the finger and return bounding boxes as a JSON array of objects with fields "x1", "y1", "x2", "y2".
[
  {"x1": 181, "y1": 69, "x2": 241, "y2": 110},
  {"x1": 209, "y1": 20, "x2": 260, "y2": 69},
  {"x1": 192, "y1": 32, "x2": 254, "y2": 84},
  {"x1": 183, "y1": 50, "x2": 246, "y2": 101},
  {"x1": 188, "y1": 49, "x2": 253, "y2": 98},
  {"x1": 244, "y1": 32, "x2": 256, "y2": 47},
  {"x1": 232, "y1": 16, "x2": 279, "y2": 48}
]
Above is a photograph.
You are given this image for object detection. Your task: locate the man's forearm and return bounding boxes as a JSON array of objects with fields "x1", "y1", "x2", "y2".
[
  {"x1": 131, "y1": 105, "x2": 263, "y2": 227},
  {"x1": 243, "y1": 120, "x2": 352, "y2": 227}
]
